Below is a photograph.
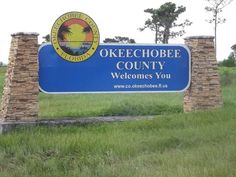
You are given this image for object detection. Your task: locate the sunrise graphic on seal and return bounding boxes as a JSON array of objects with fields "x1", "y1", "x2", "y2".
[
  {"x1": 58, "y1": 18, "x2": 93, "y2": 56},
  {"x1": 51, "y1": 11, "x2": 99, "y2": 62}
]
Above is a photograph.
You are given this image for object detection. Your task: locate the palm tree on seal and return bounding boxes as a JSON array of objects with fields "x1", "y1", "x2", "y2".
[{"x1": 58, "y1": 25, "x2": 71, "y2": 41}]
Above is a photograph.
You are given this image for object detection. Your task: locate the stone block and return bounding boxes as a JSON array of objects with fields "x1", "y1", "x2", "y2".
[
  {"x1": 0, "y1": 32, "x2": 39, "y2": 122},
  {"x1": 184, "y1": 36, "x2": 223, "y2": 112}
]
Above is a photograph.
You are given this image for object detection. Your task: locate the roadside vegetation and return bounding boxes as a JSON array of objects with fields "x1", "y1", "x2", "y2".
[{"x1": 0, "y1": 66, "x2": 236, "y2": 177}]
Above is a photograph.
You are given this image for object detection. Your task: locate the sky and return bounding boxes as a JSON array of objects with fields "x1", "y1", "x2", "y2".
[{"x1": 0, "y1": 0, "x2": 235, "y2": 63}]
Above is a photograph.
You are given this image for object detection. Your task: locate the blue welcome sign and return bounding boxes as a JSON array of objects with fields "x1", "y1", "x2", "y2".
[{"x1": 38, "y1": 43, "x2": 191, "y2": 93}]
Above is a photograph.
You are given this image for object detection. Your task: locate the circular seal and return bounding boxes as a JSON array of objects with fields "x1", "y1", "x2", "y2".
[{"x1": 51, "y1": 11, "x2": 100, "y2": 62}]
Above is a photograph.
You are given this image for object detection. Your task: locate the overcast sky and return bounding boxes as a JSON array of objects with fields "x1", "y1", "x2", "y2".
[{"x1": 0, "y1": 0, "x2": 235, "y2": 63}]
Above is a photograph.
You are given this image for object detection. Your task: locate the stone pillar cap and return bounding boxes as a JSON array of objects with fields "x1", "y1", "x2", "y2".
[
  {"x1": 184, "y1": 35, "x2": 214, "y2": 40},
  {"x1": 11, "y1": 32, "x2": 39, "y2": 37}
]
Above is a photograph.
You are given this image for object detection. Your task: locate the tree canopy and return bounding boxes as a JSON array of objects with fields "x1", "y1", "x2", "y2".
[
  {"x1": 219, "y1": 53, "x2": 236, "y2": 67},
  {"x1": 42, "y1": 34, "x2": 50, "y2": 43},
  {"x1": 139, "y1": 2, "x2": 192, "y2": 44},
  {"x1": 231, "y1": 44, "x2": 236, "y2": 50},
  {"x1": 205, "y1": 0, "x2": 234, "y2": 56},
  {"x1": 103, "y1": 36, "x2": 136, "y2": 43}
]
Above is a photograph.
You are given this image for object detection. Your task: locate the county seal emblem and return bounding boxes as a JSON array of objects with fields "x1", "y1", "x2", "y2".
[{"x1": 51, "y1": 11, "x2": 100, "y2": 62}]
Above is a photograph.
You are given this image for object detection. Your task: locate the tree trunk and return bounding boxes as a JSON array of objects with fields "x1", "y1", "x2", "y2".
[
  {"x1": 214, "y1": 11, "x2": 217, "y2": 59},
  {"x1": 162, "y1": 28, "x2": 170, "y2": 44},
  {"x1": 155, "y1": 25, "x2": 158, "y2": 44}
]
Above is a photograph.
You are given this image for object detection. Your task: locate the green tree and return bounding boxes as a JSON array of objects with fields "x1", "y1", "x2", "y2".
[
  {"x1": 205, "y1": 0, "x2": 234, "y2": 57},
  {"x1": 139, "y1": 2, "x2": 192, "y2": 44},
  {"x1": 103, "y1": 36, "x2": 136, "y2": 43},
  {"x1": 219, "y1": 52, "x2": 236, "y2": 67},
  {"x1": 42, "y1": 34, "x2": 50, "y2": 43},
  {"x1": 231, "y1": 44, "x2": 236, "y2": 49},
  {"x1": 231, "y1": 44, "x2": 236, "y2": 58}
]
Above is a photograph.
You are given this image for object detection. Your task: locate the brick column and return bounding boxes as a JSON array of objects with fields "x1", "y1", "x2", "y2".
[
  {"x1": 0, "y1": 32, "x2": 39, "y2": 122},
  {"x1": 184, "y1": 36, "x2": 223, "y2": 112}
]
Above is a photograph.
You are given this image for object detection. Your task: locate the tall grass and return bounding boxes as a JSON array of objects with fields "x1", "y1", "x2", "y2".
[
  {"x1": 0, "y1": 66, "x2": 236, "y2": 177},
  {"x1": 219, "y1": 67, "x2": 236, "y2": 86},
  {"x1": 0, "y1": 106, "x2": 236, "y2": 177},
  {"x1": 0, "y1": 66, "x2": 6, "y2": 93},
  {"x1": 39, "y1": 93, "x2": 183, "y2": 118}
]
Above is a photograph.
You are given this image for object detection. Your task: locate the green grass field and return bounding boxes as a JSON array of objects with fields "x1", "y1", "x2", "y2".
[{"x1": 0, "y1": 66, "x2": 236, "y2": 177}]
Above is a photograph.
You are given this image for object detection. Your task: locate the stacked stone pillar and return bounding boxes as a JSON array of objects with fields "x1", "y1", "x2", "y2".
[
  {"x1": 184, "y1": 36, "x2": 223, "y2": 112},
  {"x1": 0, "y1": 32, "x2": 39, "y2": 122}
]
